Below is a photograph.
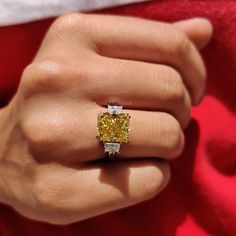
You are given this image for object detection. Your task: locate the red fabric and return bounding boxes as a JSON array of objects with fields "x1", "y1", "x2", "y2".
[{"x1": 0, "y1": 0, "x2": 236, "y2": 235}]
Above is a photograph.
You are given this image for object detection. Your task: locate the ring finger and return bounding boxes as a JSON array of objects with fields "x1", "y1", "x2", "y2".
[{"x1": 31, "y1": 105, "x2": 184, "y2": 164}]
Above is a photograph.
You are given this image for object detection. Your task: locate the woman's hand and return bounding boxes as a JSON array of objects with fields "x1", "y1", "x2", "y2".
[{"x1": 0, "y1": 14, "x2": 212, "y2": 224}]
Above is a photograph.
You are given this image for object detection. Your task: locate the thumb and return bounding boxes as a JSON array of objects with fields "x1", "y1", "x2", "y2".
[{"x1": 173, "y1": 18, "x2": 213, "y2": 49}]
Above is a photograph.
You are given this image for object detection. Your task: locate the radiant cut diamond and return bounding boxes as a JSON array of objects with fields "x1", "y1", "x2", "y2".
[
  {"x1": 104, "y1": 143, "x2": 121, "y2": 153},
  {"x1": 96, "y1": 112, "x2": 130, "y2": 143}
]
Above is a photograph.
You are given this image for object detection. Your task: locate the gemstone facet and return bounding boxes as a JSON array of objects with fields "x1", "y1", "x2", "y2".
[
  {"x1": 97, "y1": 112, "x2": 130, "y2": 143},
  {"x1": 107, "y1": 105, "x2": 123, "y2": 114},
  {"x1": 104, "y1": 143, "x2": 121, "y2": 153}
]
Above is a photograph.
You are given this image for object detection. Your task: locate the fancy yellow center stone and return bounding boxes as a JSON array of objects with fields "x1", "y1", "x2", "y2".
[{"x1": 97, "y1": 112, "x2": 130, "y2": 143}]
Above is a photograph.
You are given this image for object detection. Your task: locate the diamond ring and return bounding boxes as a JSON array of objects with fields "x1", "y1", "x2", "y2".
[{"x1": 96, "y1": 104, "x2": 131, "y2": 160}]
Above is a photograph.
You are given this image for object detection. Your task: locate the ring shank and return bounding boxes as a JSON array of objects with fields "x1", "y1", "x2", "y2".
[{"x1": 107, "y1": 151, "x2": 118, "y2": 160}]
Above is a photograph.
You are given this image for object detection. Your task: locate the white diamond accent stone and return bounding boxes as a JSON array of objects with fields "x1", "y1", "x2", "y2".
[
  {"x1": 104, "y1": 143, "x2": 121, "y2": 153},
  {"x1": 107, "y1": 105, "x2": 123, "y2": 114}
]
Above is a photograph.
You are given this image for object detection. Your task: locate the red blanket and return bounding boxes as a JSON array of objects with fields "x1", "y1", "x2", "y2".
[{"x1": 0, "y1": 1, "x2": 236, "y2": 235}]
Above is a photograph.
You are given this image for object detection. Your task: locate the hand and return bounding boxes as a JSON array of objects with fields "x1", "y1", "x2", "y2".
[{"x1": 0, "y1": 14, "x2": 212, "y2": 224}]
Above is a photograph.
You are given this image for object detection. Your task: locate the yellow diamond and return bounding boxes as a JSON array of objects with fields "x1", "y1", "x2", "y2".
[{"x1": 97, "y1": 112, "x2": 130, "y2": 143}]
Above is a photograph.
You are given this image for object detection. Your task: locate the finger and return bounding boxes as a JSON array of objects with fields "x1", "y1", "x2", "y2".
[
  {"x1": 81, "y1": 14, "x2": 206, "y2": 105},
  {"x1": 86, "y1": 56, "x2": 191, "y2": 128},
  {"x1": 173, "y1": 18, "x2": 213, "y2": 49},
  {"x1": 110, "y1": 110, "x2": 184, "y2": 160},
  {"x1": 35, "y1": 14, "x2": 206, "y2": 105},
  {"x1": 30, "y1": 160, "x2": 170, "y2": 224},
  {"x1": 30, "y1": 105, "x2": 184, "y2": 164}
]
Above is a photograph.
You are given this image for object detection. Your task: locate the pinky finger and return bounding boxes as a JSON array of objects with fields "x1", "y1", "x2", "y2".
[{"x1": 26, "y1": 160, "x2": 170, "y2": 225}]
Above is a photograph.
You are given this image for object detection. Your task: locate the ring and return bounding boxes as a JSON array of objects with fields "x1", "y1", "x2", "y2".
[{"x1": 96, "y1": 104, "x2": 131, "y2": 160}]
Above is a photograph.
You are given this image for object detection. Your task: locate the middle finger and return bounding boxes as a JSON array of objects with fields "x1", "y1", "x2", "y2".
[{"x1": 86, "y1": 56, "x2": 191, "y2": 128}]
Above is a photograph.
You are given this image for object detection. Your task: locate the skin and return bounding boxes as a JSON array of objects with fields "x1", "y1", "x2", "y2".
[{"x1": 0, "y1": 14, "x2": 213, "y2": 225}]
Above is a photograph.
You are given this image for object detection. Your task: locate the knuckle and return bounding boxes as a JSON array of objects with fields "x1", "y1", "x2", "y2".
[
  {"x1": 33, "y1": 182, "x2": 56, "y2": 209},
  {"x1": 21, "y1": 118, "x2": 47, "y2": 147},
  {"x1": 171, "y1": 29, "x2": 191, "y2": 56},
  {"x1": 20, "y1": 64, "x2": 36, "y2": 92},
  {"x1": 162, "y1": 67, "x2": 191, "y2": 128},
  {"x1": 33, "y1": 179, "x2": 67, "y2": 210},
  {"x1": 149, "y1": 67, "x2": 162, "y2": 91},
  {"x1": 172, "y1": 79, "x2": 186, "y2": 103},
  {"x1": 164, "y1": 115, "x2": 184, "y2": 158},
  {"x1": 165, "y1": 68, "x2": 186, "y2": 103},
  {"x1": 20, "y1": 109, "x2": 61, "y2": 154},
  {"x1": 32, "y1": 177, "x2": 81, "y2": 225},
  {"x1": 21, "y1": 60, "x2": 65, "y2": 95},
  {"x1": 52, "y1": 13, "x2": 87, "y2": 35}
]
